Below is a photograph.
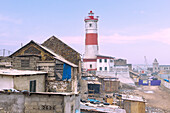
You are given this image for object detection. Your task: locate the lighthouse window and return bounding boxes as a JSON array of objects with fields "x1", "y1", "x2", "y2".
[
  {"x1": 90, "y1": 64, "x2": 92, "y2": 68},
  {"x1": 89, "y1": 23, "x2": 92, "y2": 27},
  {"x1": 100, "y1": 67, "x2": 102, "y2": 71}
]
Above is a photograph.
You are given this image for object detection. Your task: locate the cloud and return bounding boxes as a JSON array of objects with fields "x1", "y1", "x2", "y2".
[
  {"x1": 99, "y1": 28, "x2": 170, "y2": 45},
  {"x1": 59, "y1": 28, "x2": 170, "y2": 46},
  {"x1": 0, "y1": 14, "x2": 22, "y2": 24}
]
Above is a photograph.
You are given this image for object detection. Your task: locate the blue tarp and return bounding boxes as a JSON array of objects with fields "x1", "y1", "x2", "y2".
[
  {"x1": 151, "y1": 80, "x2": 161, "y2": 86},
  {"x1": 164, "y1": 79, "x2": 169, "y2": 82},
  {"x1": 88, "y1": 98, "x2": 101, "y2": 103},
  {"x1": 139, "y1": 79, "x2": 149, "y2": 86},
  {"x1": 62, "y1": 63, "x2": 71, "y2": 80}
]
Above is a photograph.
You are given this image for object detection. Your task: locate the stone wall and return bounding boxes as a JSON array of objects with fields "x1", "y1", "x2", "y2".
[
  {"x1": 47, "y1": 81, "x2": 72, "y2": 92},
  {"x1": 14, "y1": 74, "x2": 46, "y2": 92},
  {"x1": 0, "y1": 92, "x2": 80, "y2": 113}
]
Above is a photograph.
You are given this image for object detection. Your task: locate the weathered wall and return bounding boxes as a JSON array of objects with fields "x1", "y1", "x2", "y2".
[
  {"x1": 25, "y1": 94, "x2": 64, "y2": 113},
  {"x1": 64, "y1": 94, "x2": 80, "y2": 113},
  {"x1": 12, "y1": 56, "x2": 40, "y2": 70},
  {"x1": 103, "y1": 81, "x2": 120, "y2": 93},
  {"x1": 123, "y1": 100, "x2": 145, "y2": 113},
  {"x1": 0, "y1": 93, "x2": 80, "y2": 113},
  {"x1": 114, "y1": 59, "x2": 127, "y2": 66},
  {"x1": 0, "y1": 75, "x2": 14, "y2": 89},
  {"x1": 0, "y1": 93, "x2": 25, "y2": 113},
  {"x1": 14, "y1": 74, "x2": 46, "y2": 92},
  {"x1": 10, "y1": 41, "x2": 54, "y2": 61},
  {"x1": 48, "y1": 81, "x2": 72, "y2": 92},
  {"x1": 37, "y1": 61, "x2": 56, "y2": 78},
  {"x1": 42, "y1": 36, "x2": 81, "y2": 66}
]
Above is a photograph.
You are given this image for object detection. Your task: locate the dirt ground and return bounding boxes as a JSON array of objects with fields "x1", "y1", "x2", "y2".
[{"x1": 134, "y1": 85, "x2": 170, "y2": 112}]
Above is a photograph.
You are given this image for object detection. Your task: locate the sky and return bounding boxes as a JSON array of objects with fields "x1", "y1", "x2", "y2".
[{"x1": 0, "y1": 0, "x2": 170, "y2": 65}]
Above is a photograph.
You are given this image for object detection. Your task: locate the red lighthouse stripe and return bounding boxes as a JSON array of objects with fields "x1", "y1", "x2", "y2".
[
  {"x1": 83, "y1": 59, "x2": 97, "y2": 62},
  {"x1": 85, "y1": 33, "x2": 98, "y2": 45}
]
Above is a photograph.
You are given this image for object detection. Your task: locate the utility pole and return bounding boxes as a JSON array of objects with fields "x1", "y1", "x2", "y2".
[{"x1": 3, "y1": 49, "x2": 5, "y2": 57}]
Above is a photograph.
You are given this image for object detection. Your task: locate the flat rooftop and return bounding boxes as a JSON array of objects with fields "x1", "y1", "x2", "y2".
[{"x1": 0, "y1": 69, "x2": 47, "y2": 76}]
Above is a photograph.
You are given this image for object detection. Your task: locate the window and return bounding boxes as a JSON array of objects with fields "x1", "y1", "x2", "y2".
[
  {"x1": 89, "y1": 23, "x2": 92, "y2": 27},
  {"x1": 21, "y1": 60, "x2": 30, "y2": 67},
  {"x1": 90, "y1": 64, "x2": 92, "y2": 68},
  {"x1": 105, "y1": 67, "x2": 107, "y2": 71},
  {"x1": 110, "y1": 59, "x2": 113, "y2": 62},
  {"x1": 99, "y1": 59, "x2": 102, "y2": 63},
  {"x1": 100, "y1": 67, "x2": 102, "y2": 71},
  {"x1": 30, "y1": 80, "x2": 36, "y2": 92},
  {"x1": 104, "y1": 59, "x2": 107, "y2": 63}
]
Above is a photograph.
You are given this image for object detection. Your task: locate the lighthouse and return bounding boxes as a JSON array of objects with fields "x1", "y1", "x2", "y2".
[{"x1": 83, "y1": 11, "x2": 99, "y2": 72}]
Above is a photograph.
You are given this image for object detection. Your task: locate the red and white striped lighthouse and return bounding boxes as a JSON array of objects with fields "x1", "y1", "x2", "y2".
[{"x1": 83, "y1": 11, "x2": 99, "y2": 71}]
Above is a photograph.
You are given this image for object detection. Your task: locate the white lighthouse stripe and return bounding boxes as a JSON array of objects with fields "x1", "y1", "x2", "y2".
[
  {"x1": 86, "y1": 29, "x2": 97, "y2": 33},
  {"x1": 84, "y1": 45, "x2": 98, "y2": 59}
]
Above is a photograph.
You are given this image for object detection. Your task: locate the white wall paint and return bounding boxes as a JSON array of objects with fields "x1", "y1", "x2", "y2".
[{"x1": 0, "y1": 75, "x2": 14, "y2": 89}]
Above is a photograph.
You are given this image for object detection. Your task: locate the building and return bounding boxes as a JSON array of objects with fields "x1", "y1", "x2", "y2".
[
  {"x1": 0, "y1": 36, "x2": 81, "y2": 93},
  {"x1": 82, "y1": 11, "x2": 133, "y2": 85},
  {"x1": 0, "y1": 69, "x2": 47, "y2": 92},
  {"x1": 97, "y1": 75, "x2": 120, "y2": 94},
  {"x1": 153, "y1": 58, "x2": 170, "y2": 74},
  {"x1": 0, "y1": 36, "x2": 81, "y2": 113},
  {"x1": 122, "y1": 95, "x2": 146, "y2": 113},
  {"x1": 153, "y1": 58, "x2": 159, "y2": 73},
  {"x1": 81, "y1": 73, "x2": 101, "y2": 99}
]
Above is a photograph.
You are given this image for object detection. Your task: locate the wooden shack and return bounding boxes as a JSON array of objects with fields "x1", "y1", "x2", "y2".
[
  {"x1": 123, "y1": 96, "x2": 146, "y2": 113},
  {"x1": 97, "y1": 75, "x2": 120, "y2": 95}
]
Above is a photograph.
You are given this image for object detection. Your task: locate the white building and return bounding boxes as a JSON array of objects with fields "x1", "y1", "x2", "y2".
[{"x1": 0, "y1": 69, "x2": 47, "y2": 92}]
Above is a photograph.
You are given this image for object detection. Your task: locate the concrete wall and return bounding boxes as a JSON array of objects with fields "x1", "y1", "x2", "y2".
[
  {"x1": 14, "y1": 74, "x2": 46, "y2": 92},
  {"x1": 25, "y1": 93, "x2": 64, "y2": 113},
  {"x1": 0, "y1": 75, "x2": 13, "y2": 89},
  {"x1": 0, "y1": 93, "x2": 25, "y2": 113},
  {"x1": 0, "y1": 92, "x2": 80, "y2": 113},
  {"x1": 64, "y1": 94, "x2": 80, "y2": 113}
]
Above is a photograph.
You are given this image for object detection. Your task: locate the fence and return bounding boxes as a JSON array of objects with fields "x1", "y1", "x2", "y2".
[{"x1": 139, "y1": 79, "x2": 161, "y2": 86}]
